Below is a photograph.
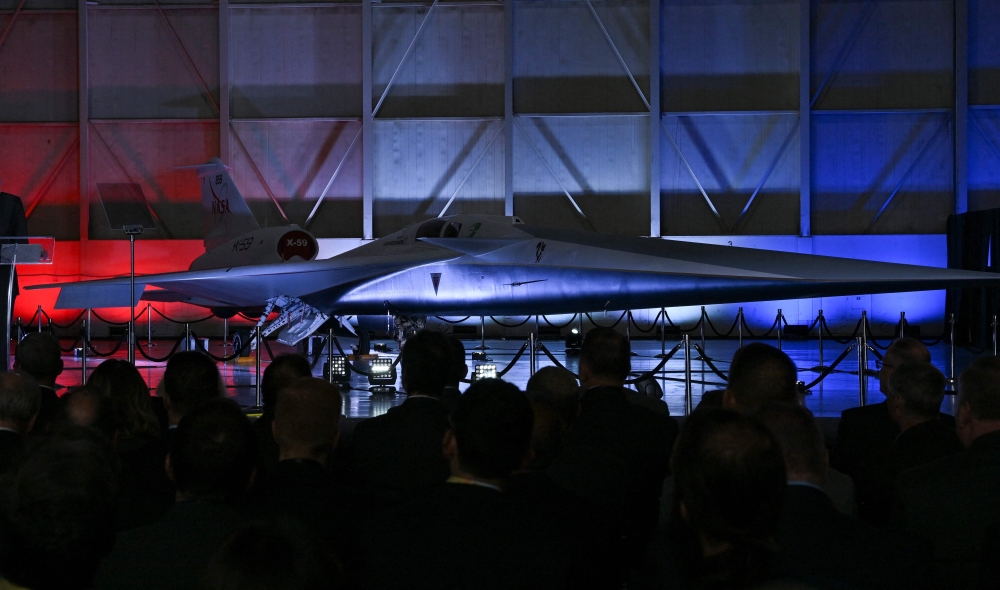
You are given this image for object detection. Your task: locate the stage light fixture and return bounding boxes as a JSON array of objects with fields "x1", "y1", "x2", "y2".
[
  {"x1": 473, "y1": 363, "x2": 497, "y2": 381},
  {"x1": 367, "y1": 357, "x2": 397, "y2": 392},
  {"x1": 323, "y1": 355, "x2": 352, "y2": 384},
  {"x1": 565, "y1": 327, "x2": 582, "y2": 355}
]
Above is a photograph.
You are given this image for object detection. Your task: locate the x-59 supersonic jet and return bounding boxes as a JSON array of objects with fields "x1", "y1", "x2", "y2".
[{"x1": 30, "y1": 159, "x2": 1000, "y2": 345}]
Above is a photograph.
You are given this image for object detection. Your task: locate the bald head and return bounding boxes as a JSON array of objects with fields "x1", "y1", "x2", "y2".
[
  {"x1": 273, "y1": 377, "x2": 343, "y2": 462},
  {"x1": 879, "y1": 338, "x2": 931, "y2": 396},
  {"x1": 724, "y1": 343, "x2": 799, "y2": 413},
  {"x1": 14, "y1": 333, "x2": 63, "y2": 386}
]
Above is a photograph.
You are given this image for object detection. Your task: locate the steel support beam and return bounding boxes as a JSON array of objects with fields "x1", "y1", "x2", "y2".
[
  {"x1": 0, "y1": 0, "x2": 26, "y2": 55},
  {"x1": 152, "y1": 0, "x2": 220, "y2": 115},
  {"x1": 514, "y1": 119, "x2": 592, "y2": 229},
  {"x1": 229, "y1": 127, "x2": 291, "y2": 224},
  {"x1": 867, "y1": 115, "x2": 953, "y2": 232},
  {"x1": 305, "y1": 126, "x2": 363, "y2": 227},
  {"x1": 25, "y1": 137, "x2": 80, "y2": 219},
  {"x1": 660, "y1": 117, "x2": 725, "y2": 229},
  {"x1": 503, "y1": 0, "x2": 514, "y2": 216},
  {"x1": 954, "y1": 0, "x2": 968, "y2": 215},
  {"x1": 811, "y1": 0, "x2": 875, "y2": 108},
  {"x1": 649, "y1": 0, "x2": 660, "y2": 238},
  {"x1": 220, "y1": 0, "x2": 231, "y2": 162},
  {"x1": 799, "y1": 0, "x2": 811, "y2": 237},
  {"x1": 362, "y1": 0, "x2": 374, "y2": 238},
  {"x1": 438, "y1": 122, "x2": 505, "y2": 218},
  {"x1": 79, "y1": 0, "x2": 90, "y2": 242},
  {"x1": 733, "y1": 120, "x2": 799, "y2": 234},
  {"x1": 372, "y1": 0, "x2": 439, "y2": 118}
]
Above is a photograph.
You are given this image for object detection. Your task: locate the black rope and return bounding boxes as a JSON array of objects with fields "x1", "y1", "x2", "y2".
[
  {"x1": 866, "y1": 345, "x2": 884, "y2": 362},
  {"x1": 821, "y1": 316, "x2": 863, "y2": 345},
  {"x1": 535, "y1": 342, "x2": 570, "y2": 372},
  {"x1": 664, "y1": 310, "x2": 702, "y2": 334},
  {"x1": 85, "y1": 334, "x2": 128, "y2": 357},
  {"x1": 434, "y1": 316, "x2": 472, "y2": 324},
  {"x1": 741, "y1": 314, "x2": 780, "y2": 339},
  {"x1": 262, "y1": 337, "x2": 275, "y2": 361},
  {"x1": 585, "y1": 311, "x2": 628, "y2": 329},
  {"x1": 803, "y1": 343, "x2": 857, "y2": 390},
  {"x1": 497, "y1": 341, "x2": 531, "y2": 378},
  {"x1": 628, "y1": 311, "x2": 661, "y2": 334},
  {"x1": 692, "y1": 344, "x2": 729, "y2": 382},
  {"x1": 705, "y1": 313, "x2": 739, "y2": 338},
  {"x1": 864, "y1": 322, "x2": 892, "y2": 350},
  {"x1": 58, "y1": 335, "x2": 82, "y2": 353},
  {"x1": 89, "y1": 310, "x2": 131, "y2": 327},
  {"x1": 541, "y1": 314, "x2": 578, "y2": 329},
  {"x1": 489, "y1": 316, "x2": 532, "y2": 328},
  {"x1": 188, "y1": 331, "x2": 257, "y2": 363},
  {"x1": 150, "y1": 307, "x2": 214, "y2": 325},
  {"x1": 238, "y1": 312, "x2": 259, "y2": 321},
  {"x1": 23, "y1": 309, "x2": 41, "y2": 326},
  {"x1": 47, "y1": 310, "x2": 86, "y2": 330},
  {"x1": 134, "y1": 334, "x2": 188, "y2": 363},
  {"x1": 622, "y1": 342, "x2": 684, "y2": 385}
]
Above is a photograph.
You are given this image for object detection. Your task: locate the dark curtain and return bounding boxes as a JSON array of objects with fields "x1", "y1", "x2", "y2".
[{"x1": 946, "y1": 209, "x2": 1000, "y2": 347}]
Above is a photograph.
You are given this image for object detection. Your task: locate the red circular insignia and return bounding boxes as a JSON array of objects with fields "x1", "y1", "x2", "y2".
[{"x1": 277, "y1": 230, "x2": 318, "y2": 261}]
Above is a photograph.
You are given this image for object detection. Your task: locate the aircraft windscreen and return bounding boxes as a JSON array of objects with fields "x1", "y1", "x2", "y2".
[{"x1": 416, "y1": 219, "x2": 448, "y2": 239}]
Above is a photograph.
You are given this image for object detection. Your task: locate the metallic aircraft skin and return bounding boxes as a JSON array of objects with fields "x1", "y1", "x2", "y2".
[{"x1": 31, "y1": 212, "x2": 999, "y2": 320}]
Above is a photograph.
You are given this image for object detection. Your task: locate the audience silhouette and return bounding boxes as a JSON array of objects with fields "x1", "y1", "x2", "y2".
[{"x1": 3, "y1": 327, "x2": 997, "y2": 590}]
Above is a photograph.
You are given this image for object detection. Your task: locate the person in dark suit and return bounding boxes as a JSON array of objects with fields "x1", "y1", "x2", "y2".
[
  {"x1": 363, "y1": 379, "x2": 566, "y2": 590},
  {"x1": 243, "y1": 377, "x2": 362, "y2": 586},
  {"x1": 0, "y1": 432, "x2": 117, "y2": 590},
  {"x1": 506, "y1": 399, "x2": 624, "y2": 589},
  {"x1": 721, "y1": 342, "x2": 854, "y2": 514},
  {"x1": 94, "y1": 398, "x2": 256, "y2": 590},
  {"x1": 670, "y1": 409, "x2": 787, "y2": 589},
  {"x1": 0, "y1": 189, "x2": 27, "y2": 373},
  {"x1": 550, "y1": 327, "x2": 678, "y2": 562},
  {"x1": 831, "y1": 338, "x2": 952, "y2": 482},
  {"x1": 250, "y1": 353, "x2": 312, "y2": 481},
  {"x1": 856, "y1": 361, "x2": 963, "y2": 527},
  {"x1": 440, "y1": 335, "x2": 466, "y2": 413},
  {"x1": 526, "y1": 365, "x2": 580, "y2": 428},
  {"x1": 894, "y1": 356, "x2": 1000, "y2": 589},
  {"x1": 0, "y1": 370, "x2": 39, "y2": 474},
  {"x1": 157, "y1": 350, "x2": 223, "y2": 433},
  {"x1": 13, "y1": 332, "x2": 63, "y2": 434},
  {"x1": 756, "y1": 402, "x2": 932, "y2": 589},
  {"x1": 351, "y1": 330, "x2": 452, "y2": 508}
]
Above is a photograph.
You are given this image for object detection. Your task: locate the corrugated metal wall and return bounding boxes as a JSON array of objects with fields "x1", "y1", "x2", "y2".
[{"x1": 0, "y1": 0, "x2": 997, "y2": 248}]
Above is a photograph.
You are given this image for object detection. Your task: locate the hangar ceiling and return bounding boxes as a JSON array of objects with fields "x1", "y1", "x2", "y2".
[{"x1": 0, "y1": 0, "x2": 998, "y2": 244}]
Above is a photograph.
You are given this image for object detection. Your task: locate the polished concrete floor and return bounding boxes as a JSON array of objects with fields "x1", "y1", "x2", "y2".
[{"x1": 55, "y1": 335, "x2": 979, "y2": 419}]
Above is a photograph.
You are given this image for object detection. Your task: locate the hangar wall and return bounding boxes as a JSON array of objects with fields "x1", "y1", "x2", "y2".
[{"x1": 1, "y1": 0, "x2": 999, "y2": 328}]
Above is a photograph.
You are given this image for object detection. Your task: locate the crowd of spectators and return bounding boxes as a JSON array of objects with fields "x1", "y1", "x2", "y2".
[{"x1": 0, "y1": 329, "x2": 997, "y2": 589}]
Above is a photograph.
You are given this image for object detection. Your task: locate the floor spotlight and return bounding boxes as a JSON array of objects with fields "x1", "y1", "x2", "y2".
[
  {"x1": 565, "y1": 327, "x2": 582, "y2": 356},
  {"x1": 473, "y1": 363, "x2": 498, "y2": 382},
  {"x1": 367, "y1": 357, "x2": 397, "y2": 393},
  {"x1": 323, "y1": 355, "x2": 352, "y2": 384}
]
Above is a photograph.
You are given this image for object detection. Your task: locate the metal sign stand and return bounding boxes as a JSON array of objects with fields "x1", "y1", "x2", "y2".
[{"x1": 0, "y1": 239, "x2": 54, "y2": 369}]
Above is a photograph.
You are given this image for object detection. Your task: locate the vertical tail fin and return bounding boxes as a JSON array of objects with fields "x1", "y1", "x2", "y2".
[{"x1": 192, "y1": 158, "x2": 260, "y2": 250}]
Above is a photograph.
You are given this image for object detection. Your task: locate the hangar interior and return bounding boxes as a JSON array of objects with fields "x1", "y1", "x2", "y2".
[{"x1": 1, "y1": 0, "x2": 998, "y2": 335}]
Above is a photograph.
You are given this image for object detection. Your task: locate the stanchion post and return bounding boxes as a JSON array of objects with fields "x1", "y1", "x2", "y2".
[
  {"x1": 993, "y1": 314, "x2": 997, "y2": 357},
  {"x1": 777, "y1": 309, "x2": 783, "y2": 350},
  {"x1": 223, "y1": 317, "x2": 229, "y2": 352},
  {"x1": 478, "y1": 316, "x2": 489, "y2": 350},
  {"x1": 949, "y1": 313, "x2": 956, "y2": 389},
  {"x1": 86, "y1": 309, "x2": 91, "y2": 345},
  {"x1": 327, "y1": 327, "x2": 335, "y2": 385},
  {"x1": 529, "y1": 333, "x2": 537, "y2": 376},
  {"x1": 660, "y1": 307, "x2": 666, "y2": 356},
  {"x1": 699, "y1": 306, "x2": 706, "y2": 353},
  {"x1": 255, "y1": 326, "x2": 262, "y2": 407},
  {"x1": 81, "y1": 319, "x2": 88, "y2": 382},
  {"x1": 856, "y1": 335, "x2": 867, "y2": 407},
  {"x1": 683, "y1": 334, "x2": 693, "y2": 416},
  {"x1": 899, "y1": 311, "x2": 906, "y2": 338},
  {"x1": 146, "y1": 304, "x2": 152, "y2": 351},
  {"x1": 817, "y1": 310, "x2": 824, "y2": 368},
  {"x1": 185, "y1": 323, "x2": 191, "y2": 352},
  {"x1": 36, "y1": 305, "x2": 42, "y2": 333},
  {"x1": 738, "y1": 307, "x2": 743, "y2": 348}
]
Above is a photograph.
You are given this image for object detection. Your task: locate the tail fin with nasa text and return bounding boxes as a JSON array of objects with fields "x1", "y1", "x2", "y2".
[{"x1": 192, "y1": 158, "x2": 261, "y2": 250}]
